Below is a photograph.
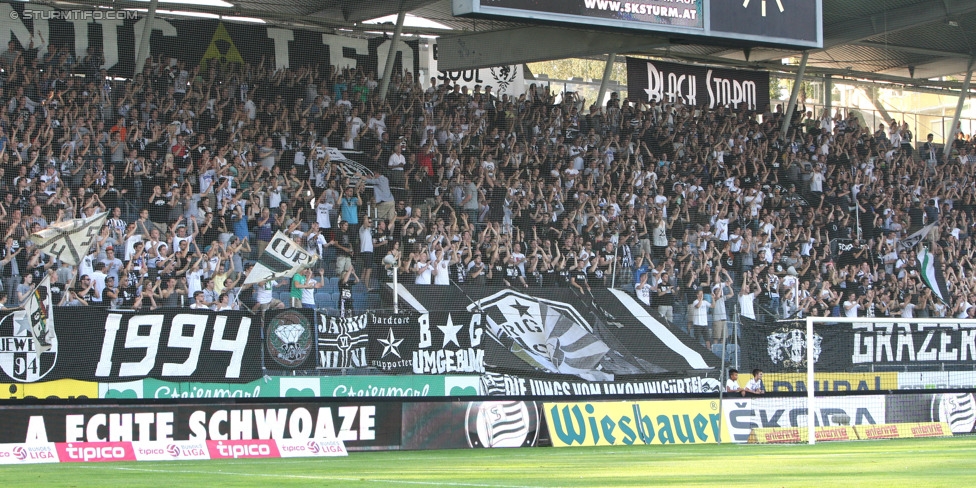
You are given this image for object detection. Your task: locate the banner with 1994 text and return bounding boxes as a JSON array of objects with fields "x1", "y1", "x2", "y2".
[{"x1": 0, "y1": 308, "x2": 260, "y2": 384}]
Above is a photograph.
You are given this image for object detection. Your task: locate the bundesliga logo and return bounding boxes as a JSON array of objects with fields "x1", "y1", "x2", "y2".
[{"x1": 166, "y1": 444, "x2": 181, "y2": 458}]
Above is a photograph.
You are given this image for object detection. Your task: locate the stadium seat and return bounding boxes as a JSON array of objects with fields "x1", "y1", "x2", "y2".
[
  {"x1": 352, "y1": 293, "x2": 367, "y2": 311},
  {"x1": 314, "y1": 292, "x2": 332, "y2": 310},
  {"x1": 324, "y1": 278, "x2": 339, "y2": 295}
]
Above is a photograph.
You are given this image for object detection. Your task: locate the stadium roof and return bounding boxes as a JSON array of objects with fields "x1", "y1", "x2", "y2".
[{"x1": 41, "y1": 0, "x2": 976, "y2": 88}]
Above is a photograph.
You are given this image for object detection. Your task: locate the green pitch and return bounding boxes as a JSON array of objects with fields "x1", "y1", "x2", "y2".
[{"x1": 5, "y1": 437, "x2": 976, "y2": 487}]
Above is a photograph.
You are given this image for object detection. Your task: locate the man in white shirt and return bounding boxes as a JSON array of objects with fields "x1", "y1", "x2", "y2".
[
  {"x1": 89, "y1": 262, "x2": 108, "y2": 305},
  {"x1": 843, "y1": 292, "x2": 861, "y2": 317},
  {"x1": 315, "y1": 198, "x2": 333, "y2": 230},
  {"x1": 388, "y1": 144, "x2": 406, "y2": 189},
  {"x1": 739, "y1": 281, "x2": 757, "y2": 320},
  {"x1": 726, "y1": 369, "x2": 744, "y2": 396},
  {"x1": 745, "y1": 369, "x2": 765, "y2": 395}
]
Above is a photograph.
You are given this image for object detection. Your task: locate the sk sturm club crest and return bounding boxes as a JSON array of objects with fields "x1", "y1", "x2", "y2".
[
  {"x1": 0, "y1": 276, "x2": 57, "y2": 382},
  {"x1": 266, "y1": 310, "x2": 313, "y2": 368},
  {"x1": 465, "y1": 401, "x2": 540, "y2": 448},
  {"x1": 767, "y1": 327, "x2": 822, "y2": 370}
]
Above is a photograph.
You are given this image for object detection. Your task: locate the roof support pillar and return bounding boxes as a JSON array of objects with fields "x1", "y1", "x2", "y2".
[
  {"x1": 945, "y1": 57, "x2": 975, "y2": 159},
  {"x1": 378, "y1": 5, "x2": 406, "y2": 101},
  {"x1": 781, "y1": 52, "x2": 809, "y2": 141},
  {"x1": 596, "y1": 53, "x2": 617, "y2": 109},
  {"x1": 134, "y1": 0, "x2": 157, "y2": 75}
]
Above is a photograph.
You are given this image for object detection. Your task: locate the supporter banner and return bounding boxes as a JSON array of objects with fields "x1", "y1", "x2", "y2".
[
  {"x1": 264, "y1": 309, "x2": 315, "y2": 370},
  {"x1": 401, "y1": 401, "x2": 540, "y2": 449},
  {"x1": 0, "y1": 442, "x2": 58, "y2": 465},
  {"x1": 764, "y1": 372, "x2": 898, "y2": 392},
  {"x1": 739, "y1": 319, "x2": 976, "y2": 373},
  {"x1": 366, "y1": 312, "x2": 421, "y2": 374},
  {"x1": 394, "y1": 285, "x2": 716, "y2": 383},
  {"x1": 317, "y1": 314, "x2": 369, "y2": 370},
  {"x1": 544, "y1": 399, "x2": 725, "y2": 447},
  {"x1": 626, "y1": 57, "x2": 770, "y2": 111},
  {"x1": 885, "y1": 393, "x2": 976, "y2": 435},
  {"x1": 245, "y1": 231, "x2": 318, "y2": 286},
  {"x1": 0, "y1": 276, "x2": 56, "y2": 382},
  {"x1": 479, "y1": 372, "x2": 719, "y2": 396},
  {"x1": 31, "y1": 212, "x2": 107, "y2": 266},
  {"x1": 0, "y1": 308, "x2": 260, "y2": 384},
  {"x1": 0, "y1": 3, "x2": 420, "y2": 77},
  {"x1": 429, "y1": 45, "x2": 525, "y2": 98},
  {"x1": 722, "y1": 396, "x2": 885, "y2": 443},
  {"x1": 0, "y1": 402, "x2": 402, "y2": 450}
]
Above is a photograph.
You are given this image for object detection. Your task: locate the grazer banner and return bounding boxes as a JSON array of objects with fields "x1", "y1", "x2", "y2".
[
  {"x1": 0, "y1": 2, "x2": 420, "y2": 77},
  {"x1": 626, "y1": 57, "x2": 770, "y2": 111},
  {"x1": 0, "y1": 401, "x2": 402, "y2": 451},
  {"x1": 392, "y1": 285, "x2": 718, "y2": 391},
  {"x1": 739, "y1": 318, "x2": 976, "y2": 374},
  {"x1": 0, "y1": 308, "x2": 261, "y2": 384}
]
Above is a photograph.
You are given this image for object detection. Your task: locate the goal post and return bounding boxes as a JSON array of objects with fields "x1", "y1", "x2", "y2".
[{"x1": 738, "y1": 315, "x2": 976, "y2": 445}]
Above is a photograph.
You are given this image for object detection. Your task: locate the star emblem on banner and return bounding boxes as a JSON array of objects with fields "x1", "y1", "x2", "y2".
[
  {"x1": 511, "y1": 300, "x2": 531, "y2": 317},
  {"x1": 379, "y1": 328, "x2": 404, "y2": 358},
  {"x1": 438, "y1": 314, "x2": 464, "y2": 348},
  {"x1": 15, "y1": 312, "x2": 32, "y2": 336}
]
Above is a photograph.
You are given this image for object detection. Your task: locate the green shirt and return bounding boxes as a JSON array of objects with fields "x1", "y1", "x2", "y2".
[{"x1": 290, "y1": 273, "x2": 306, "y2": 300}]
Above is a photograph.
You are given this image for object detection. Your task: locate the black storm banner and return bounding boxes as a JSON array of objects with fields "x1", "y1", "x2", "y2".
[
  {"x1": 0, "y1": 2, "x2": 420, "y2": 78},
  {"x1": 366, "y1": 312, "x2": 421, "y2": 374},
  {"x1": 739, "y1": 318, "x2": 976, "y2": 373},
  {"x1": 392, "y1": 285, "x2": 717, "y2": 387},
  {"x1": 317, "y1": 313, "x2": 369, "y2": 370},
  {"x1": 626, "y1": 57, "x2": 770, "y2": 111},
  {"x1": 0, "y1": 308, "x2": 261, "y2": 384}
]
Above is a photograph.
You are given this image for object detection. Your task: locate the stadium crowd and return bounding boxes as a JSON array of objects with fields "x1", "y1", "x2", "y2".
[{"x1": 0, "y1": 39, "x2": 975, "y2": 347}]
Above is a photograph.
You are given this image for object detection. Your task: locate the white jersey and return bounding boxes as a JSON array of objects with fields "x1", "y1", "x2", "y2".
[
  {"x1": 316, "y1": 201, "x2": 333, "y2": 229},
  {"x1": 434, "y1": 259, "x2": 451, "y2": 285}
]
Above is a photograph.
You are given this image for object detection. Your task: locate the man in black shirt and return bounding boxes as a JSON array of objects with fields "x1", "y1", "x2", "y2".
[
  {"x1": 330, "y1": 221, "x2": 355, "y2": 276},
  {"x1": 504, "y1": 255, "x2": 527, "y2": 288}
]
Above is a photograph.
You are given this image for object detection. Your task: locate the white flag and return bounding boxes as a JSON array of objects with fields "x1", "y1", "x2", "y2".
[
  {"x1": 244, "y1": 230, "x2": 318, "y2": 285},
  {"x1": 31, "y1": 212, "x2": 108, "y2": 265},
  {"x1": 897, "y1": 222, "x2": 936, "y2": 252}
]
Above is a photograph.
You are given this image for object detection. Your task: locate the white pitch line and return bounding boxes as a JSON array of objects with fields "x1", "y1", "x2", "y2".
[{"x1": 78, "y1": 466, "x2": 546, "y2": 488}]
